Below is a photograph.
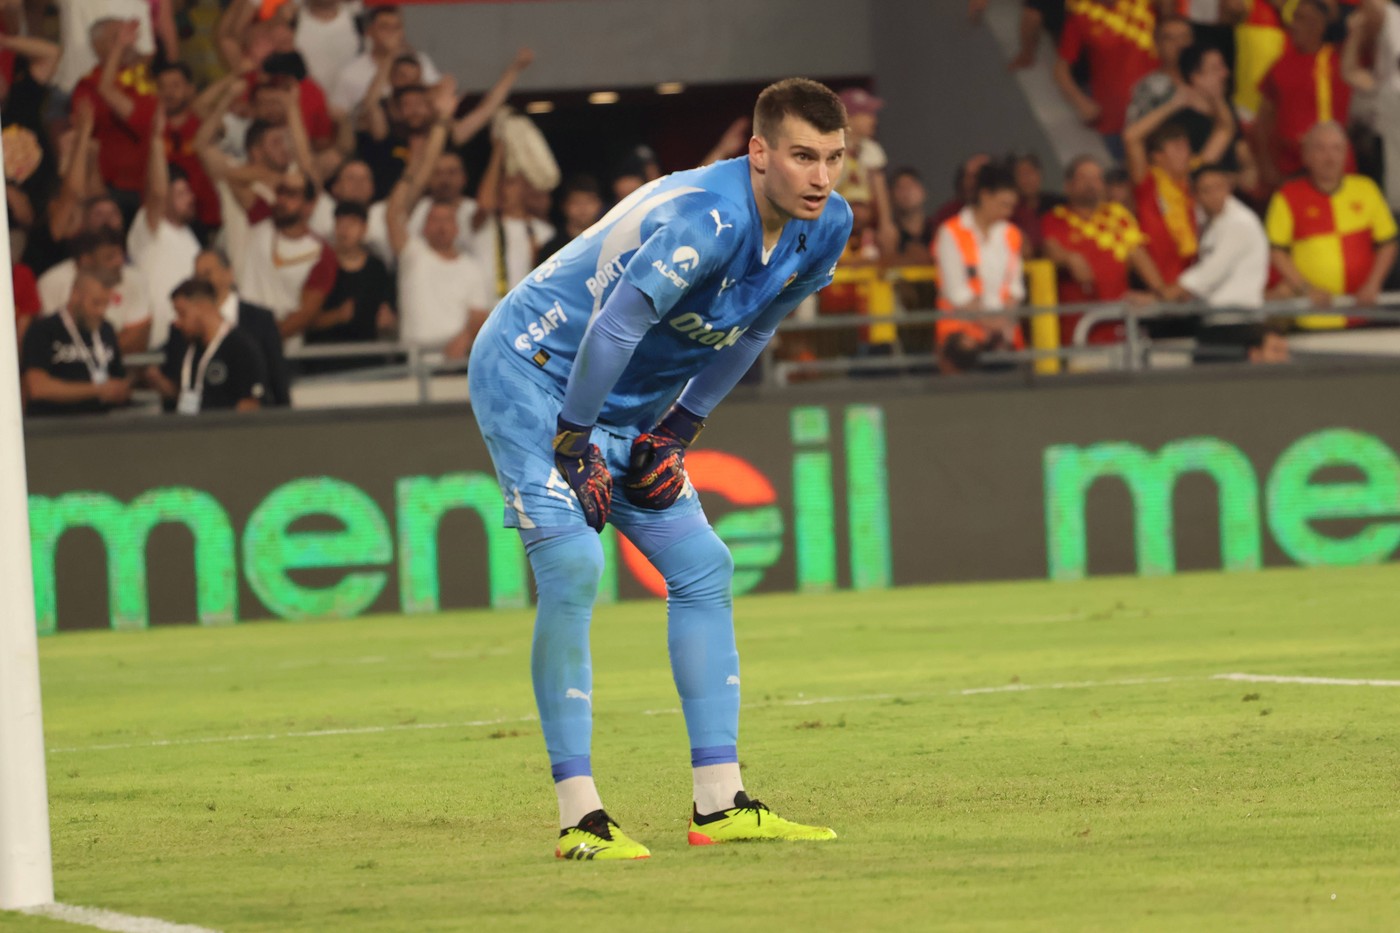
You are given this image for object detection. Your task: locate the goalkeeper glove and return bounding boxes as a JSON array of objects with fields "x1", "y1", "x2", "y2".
[
  {"x1": 622, "y1": 403, "x2": 705, "y2": 511},
  {"x1": 552, "y1": 417, "x2": 612, "y2": 532}
]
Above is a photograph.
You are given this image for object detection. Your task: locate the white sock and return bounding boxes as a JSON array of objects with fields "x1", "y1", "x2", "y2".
[
  {"x1": 555, "y1": 775, "x2": 604, "y2": 829},
  {"x1": 692, "y1": 762, "x2": 744, "y2": 815}
]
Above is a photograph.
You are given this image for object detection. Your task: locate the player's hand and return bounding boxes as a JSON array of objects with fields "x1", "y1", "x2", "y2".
[
  {"x1": 552, "y1": 417, "x2": 612, "y2": 532},
  {"x1": 622, "y1": 404, "x2": 705, "y2": 511}
]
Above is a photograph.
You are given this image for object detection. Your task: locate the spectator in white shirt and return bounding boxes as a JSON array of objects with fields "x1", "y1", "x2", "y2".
[
  {"x1": 39, "y1": 229, "x2": 152, "y2": 355},
  {"x1": 294, "y1": 0, "x2": 363, "y2": 94},
  {"x1": 129, "y1": 107, "x2": 203, "y2": 351},
  {"x1": 309, "y1": 158, "x2": 392, "y2": 263},
  {"x1": 473, "y1": 134, "x2": 555, "y2": 298},
  {"x1": 330, "y1": 6, "x2": 440, "y2": 115},
  {"x1": 1342, "y1": 0, "x2": 1400, "y2": 212},
  {"x1": 387, "y1": 114, "x2": 492, "y2": 359},
  {"x1": 1164, "y1": 164, "x2": 1269, "y2": 317},
  {"x1": 932, "y1": 163, "x2": 1025, "y2": 374},
  {"x1": 238, "y1": 170, "x2": 339, "y2": 346}
]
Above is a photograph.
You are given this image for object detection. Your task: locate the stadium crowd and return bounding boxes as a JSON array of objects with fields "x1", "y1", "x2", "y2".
[{"x1": 7, "y1": 0, "x2": 1400, "y2": 414}]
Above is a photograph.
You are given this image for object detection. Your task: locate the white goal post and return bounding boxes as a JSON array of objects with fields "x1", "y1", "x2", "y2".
[{"x1": 0, "y1": 124, "x2": 54, "y2": 910}]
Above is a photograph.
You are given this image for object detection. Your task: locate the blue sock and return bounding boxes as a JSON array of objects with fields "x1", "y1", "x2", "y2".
[
  {"x1": 523, "y1": 527, "x2": 604, "y2": 779},
  {"x1": 623, "y1": 515, "x2": 740, "y2": 759}
]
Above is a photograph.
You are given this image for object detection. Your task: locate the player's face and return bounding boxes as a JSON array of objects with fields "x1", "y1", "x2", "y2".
[{"x1": 752, "y1": 116, "x2": 846, "y2": 222}]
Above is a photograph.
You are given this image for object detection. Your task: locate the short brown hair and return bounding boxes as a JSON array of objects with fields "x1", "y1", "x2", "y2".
[{"x1": 753, "y1": 78, "x2": 847, "y2": 143}]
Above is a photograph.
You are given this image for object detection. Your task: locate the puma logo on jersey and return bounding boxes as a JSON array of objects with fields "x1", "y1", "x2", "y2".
[
  {"x1": 719, "y1": 276, "x2": 738, "y2": 294},
  {"x1": 710, "y1": 209, "x2": 733, "y2": 236},
  {"x1": 669, "y1": 311, "x2": 746, "y2": 349}
]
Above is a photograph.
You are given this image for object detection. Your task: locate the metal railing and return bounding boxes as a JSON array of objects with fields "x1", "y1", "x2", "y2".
[{"x1": 115, "y1": 264, "x2": 1400, "y2": 407}]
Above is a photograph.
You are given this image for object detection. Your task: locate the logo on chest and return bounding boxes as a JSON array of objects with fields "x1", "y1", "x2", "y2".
[{"x1": 668, "y1": 311, "x2": 746, "y2": 350}]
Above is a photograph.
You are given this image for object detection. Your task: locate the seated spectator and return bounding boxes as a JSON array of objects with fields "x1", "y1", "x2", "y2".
[
  {"x1": 1008, "y1": 152, "x2": 1063, "y2": 257},
  {"x1": 1126, "y1": 14, "x2": 1195, "y2": 125},
  {"x1": 1042, "y1": 156, "x2": 1167, "y2": 342},
  {"x1": 1054, "y1": 0, "x2": 1160, "y2": 157},
  {"x1": 20, "y1": 271, "x2": 131, "y2": 417},
  {"x1": 330, "y1": 6, "x2": 441, "y2": 116},
  {"x1": 1163, "y1": 164, "x2": 1270, "y2": 313},
  {"x1": 72, "y1": 18, "x2": 158, "y2": 218},
  {"x1": 888, "y1": 167, "x2": 937, "y2": 263},
  {"x1": 474, "y1": 134, "x2": 556, "y2": 298},
  {"x1": 38, "y1": 229, "x2": 152, "y2": 354},
  {"x1": 538, "y1": 175, "x2": 605, "y2": 261},
  {"x1": 387, "y1": 118, "x2": 493, "y2": 358},
  {"x1": 294, "y1": 0, "x2": 363, "y2": 94},
  {"x1": 1265, "y1": 121, "x2": 1398, "y2": 328},
  {"x1": 309, "y1": 159, "x2": 393, "y2": 263},
  {"x1": 1257, "y1": 0, "x2": 1352, "y2": 187},
  {"x1": 129, "y1": 109, "x2": 203, "y2": 352},
  {"x1": 303, "y1": 202, "x2": 396, "y2": 368},
  {"x1": 148, "y1": 279, "x2": 268, "y2": 413},
  {"x1": 192, "y1": 248, "x2": 291, "y2": 406},
  {"x1": 932, "y1": 164, "x2": 1026, "y2": 374}
]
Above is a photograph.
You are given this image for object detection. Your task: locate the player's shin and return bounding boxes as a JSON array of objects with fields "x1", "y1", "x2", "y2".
[
  {"x1": 525, "y1": 529, "x2": 606, "y2": 828},
  {"x1": 644, "y1": 525, "x2": 744, "y2": 811}
]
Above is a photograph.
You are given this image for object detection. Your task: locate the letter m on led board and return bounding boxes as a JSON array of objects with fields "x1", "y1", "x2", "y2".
[
  {"x1": 28, "y1": 489, "x2": 236, "y2": 634},
  {"x1": 1044, "y1": 438, "x2": 1262, "y2": 581}
]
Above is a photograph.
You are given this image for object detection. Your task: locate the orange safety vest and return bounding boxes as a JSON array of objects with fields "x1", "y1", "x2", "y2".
[{"x1": 935, "y1": 217, "x2": 1026, "y2": 349}]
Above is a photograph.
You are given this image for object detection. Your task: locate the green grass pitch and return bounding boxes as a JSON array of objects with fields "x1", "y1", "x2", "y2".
[{"x1": 6, "y1": 564, "x2": 1400, "y2": 932}]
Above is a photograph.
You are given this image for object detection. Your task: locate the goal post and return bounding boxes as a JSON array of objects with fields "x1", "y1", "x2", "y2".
[{"x1": 0, "y1": 127, "x2": 54, "y2": 909}]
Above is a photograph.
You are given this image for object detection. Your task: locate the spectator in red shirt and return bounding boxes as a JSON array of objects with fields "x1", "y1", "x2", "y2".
[
  {"x1": 1054, "y1": 0, "x2": 1160, "y2": 157},
  {"x1": 1123, "y1": 85, "x2": 1234, "y2": 284},
  {"x1": 1042, "y1": 155, "x2": 1168, "y2": 342},
  {"x1": 1256, "y1": 0, "x2": 1352, "y2": 187},
  {"x1": 71, "y1": 18, "x2": 157, "y2": 216},
  {"x1": 156, "y1": 62, "x2": 233, "y2": 233}
]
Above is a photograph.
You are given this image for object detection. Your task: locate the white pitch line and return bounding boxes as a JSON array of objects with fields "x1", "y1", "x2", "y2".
[
  {"x1": 22, "y1": 902, "x2": 220, "y2": 933},
  {"x1": 47, "y1": 715, "x2": 537, "y2": 754},
  {"x1": 1213, "y1": 672, "x2": 1400, "y2": 687},
  {"x1": 53, "y1": 671, "x2": 1397, "y2": 757}
]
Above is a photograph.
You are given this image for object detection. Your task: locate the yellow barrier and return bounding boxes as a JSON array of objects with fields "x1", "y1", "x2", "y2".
[{"x1": 1026, "y1": 259, "x2": 1060, "y2": 375}]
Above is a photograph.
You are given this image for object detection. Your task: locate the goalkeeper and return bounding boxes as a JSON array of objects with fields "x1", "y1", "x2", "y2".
[{"x1": 468, "y1": 78, "x2": 852, "y2": 861}]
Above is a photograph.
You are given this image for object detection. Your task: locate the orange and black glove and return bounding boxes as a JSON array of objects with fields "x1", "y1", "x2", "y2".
[{"x1": 622, "y1": 404, "x2": 705, "y2": 511}]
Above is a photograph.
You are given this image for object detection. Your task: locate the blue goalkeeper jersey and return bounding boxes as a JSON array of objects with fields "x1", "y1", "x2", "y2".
[{"x1": 474, "y1": 156, "x2": 852, "y2": 429}]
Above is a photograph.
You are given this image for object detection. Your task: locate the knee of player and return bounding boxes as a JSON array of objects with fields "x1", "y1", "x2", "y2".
[
  {"x1": 666, "y1": 532, "x2": 734, "y2": 600},
  {"x1": 528, "y1": 530, "x2": 606, "y2": 596}
]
